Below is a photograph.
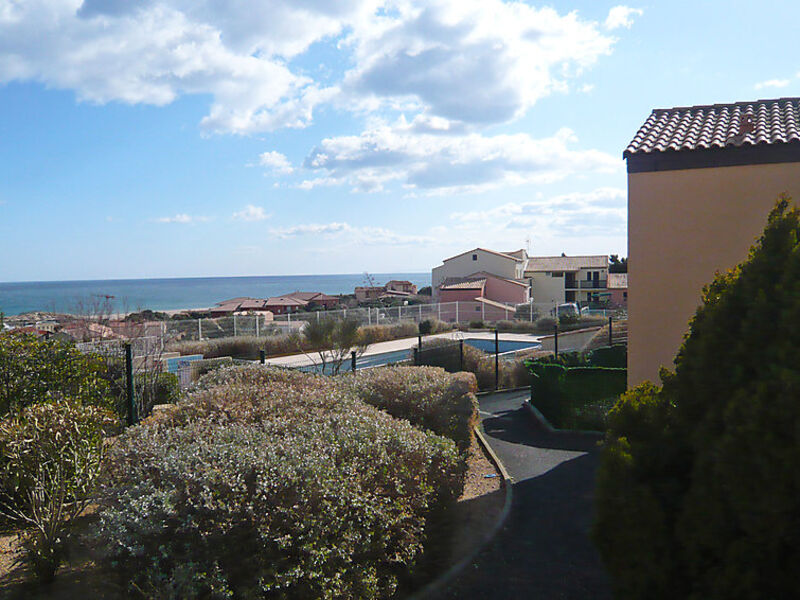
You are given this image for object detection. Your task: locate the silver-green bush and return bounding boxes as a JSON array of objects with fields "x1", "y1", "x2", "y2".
[
  {"x1": 91, "y1": 366, "x2": 465, "y2": 599},
  {"x1": 343, "y1": 366, "x2": 478, "y2": 453}
]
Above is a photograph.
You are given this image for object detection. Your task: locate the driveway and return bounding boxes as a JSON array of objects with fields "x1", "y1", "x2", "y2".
[{"x1": 435, "y1": 391, "x2": 611, "y2": 599}]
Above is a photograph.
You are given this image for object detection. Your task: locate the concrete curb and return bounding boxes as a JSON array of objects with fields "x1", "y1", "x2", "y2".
[
  {"x1": 475, "y1": 385, "x2": 529, "y2": 397},
  {"x1": 523, "y1": 400, "x2": 604, "y2": 437},
  {"x1": 404, "y1": 425, "x2": 513, "y2": 600}
]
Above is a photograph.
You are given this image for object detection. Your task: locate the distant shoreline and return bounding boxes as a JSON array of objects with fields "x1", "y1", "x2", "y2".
[{"x1": 0, "y1": 272, "x2": 432, "y2": 316}]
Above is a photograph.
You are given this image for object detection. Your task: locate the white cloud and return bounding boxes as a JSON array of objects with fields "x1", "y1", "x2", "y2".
[
  {"x1": 754, "y1": 78, "x2": 790, "y2": 90},
  {"x1": 301, "y1": 120, "x2": 620, "y2": 193},
  {"x1": 270, "y1": 221, "x2": 433, "y2": 245},
  {"x1": 343, "y1": 0, "x2": 615, "y2": 125},
  {"x1": 154, "y1": 213, "x2": 210, "y2": 224},
  {"x1": 0, "y1": 1, "x2": 621, "y2": 135},
  {"x1": 0, "y1": 0, "x2": 364, "y2": 134},
  {"x1": 450, "y1": 187, "x2": 627, "y2": 237},
  {"x1": 258, "y1": 151, "x2": 294, "y2": 175},
  {"x1": 232, "y1": 205, "x2": 271, "y2": 221},
  {"x1": 604, "y1": 6, "x2": 643, "y2": 30}
]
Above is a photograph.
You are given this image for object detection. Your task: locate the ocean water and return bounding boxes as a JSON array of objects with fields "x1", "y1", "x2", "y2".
[{"x1": 0, "y1": 273, "x2": 431, "y2": 316}]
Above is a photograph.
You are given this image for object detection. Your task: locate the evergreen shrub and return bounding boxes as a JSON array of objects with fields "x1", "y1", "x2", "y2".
[{"x1": 594, "y1": 196, "x2": 800, "y2": 599}]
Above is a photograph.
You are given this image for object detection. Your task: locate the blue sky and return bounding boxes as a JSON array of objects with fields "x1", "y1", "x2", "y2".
[{"x1": 1, "y1": 0, "x2": 798, "y2": 282}]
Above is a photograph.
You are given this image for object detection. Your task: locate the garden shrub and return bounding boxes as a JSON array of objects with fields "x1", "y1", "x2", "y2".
[
  {"x1": 495, "y1": 320, "x2": 515, "y2": 332},
  {"x1": 93, "y1": 365, "x2": 466, "y2": 599},
  {"x1": 528, "y1": 363, "x2": 625, "y2": 430},
  {"x1": 0, "y1": 402, "x2": 119, "y2": 581},
  {"x1": 534, "y1": 316, "x2": 556, "y2": 332},
  {"x1": 587, "y1": 345, "x2": 627, "y2": 368},
  {"x1": 468, "y1": 320, "x2": 485, "y2": 329},
  {"x1": 344, "y1": 366, "x2": 478, "y2": 453},
  {"x1": 137, "y1": 371, "x2": 181, "y2": 408},
  {"x1": 0, "y1": 332, "x2": 110, "y2": 416},
  {"x1": 594, "y1": 196, "x2": 800, "y2": 599}
]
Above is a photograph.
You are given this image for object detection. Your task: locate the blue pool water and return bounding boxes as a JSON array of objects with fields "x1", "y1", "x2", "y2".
[
  {"x1": 464, "y1": 339, "x2": 541, "y2": 354},
  {"x1": 296, "y1": 348, "x2": 412, "y2": 375}
]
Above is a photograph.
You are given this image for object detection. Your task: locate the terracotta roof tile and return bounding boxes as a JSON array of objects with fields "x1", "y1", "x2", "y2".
[{"x1": 624, "y1": 97, "x2": 800, "y2": 156}]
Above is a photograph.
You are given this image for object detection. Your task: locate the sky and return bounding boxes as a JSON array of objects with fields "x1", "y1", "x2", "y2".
[{"x1": 1, "y1": 0, "x2": 799, "y2": 282}]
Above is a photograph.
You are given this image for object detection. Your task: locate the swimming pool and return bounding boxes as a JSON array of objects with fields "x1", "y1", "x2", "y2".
[
  {"x1": 295, "y1": 348, "x2": 412, "y2": 375},
  {"x1": 464, "y1": 338, "x2": 542, "y2": 354}
]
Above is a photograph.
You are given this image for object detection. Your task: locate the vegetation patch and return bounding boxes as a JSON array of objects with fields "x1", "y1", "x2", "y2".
[
  {"x1": 594, "y1": 196, "x2": 800, "y2": 599},
  {"x1": 90, "y1": 365, "x2": 470, "y2": 599}
]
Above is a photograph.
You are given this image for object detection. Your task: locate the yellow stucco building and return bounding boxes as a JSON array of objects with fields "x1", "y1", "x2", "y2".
[{"x1": 625, "y1": 97, "x2": 800, "y2": 386}]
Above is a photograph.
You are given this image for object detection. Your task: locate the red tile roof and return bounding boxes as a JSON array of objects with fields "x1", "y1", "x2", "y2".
[
  {"x1": 440, "y1": 278, "x2": 487, "y2": 290},
  {"x1": 624, "y1": 97, "x2": 800, "y2": 156}
]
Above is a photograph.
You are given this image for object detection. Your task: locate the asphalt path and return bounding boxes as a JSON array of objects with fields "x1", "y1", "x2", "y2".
[{"x1": 436, "y1": 391, "x2": 612, "y2": 600}]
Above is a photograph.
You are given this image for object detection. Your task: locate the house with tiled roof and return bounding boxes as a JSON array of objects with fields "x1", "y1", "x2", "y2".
[
  {"x1": 525, "y1": 255, "x2": 609, "y2": 306},
  {"x1": 607, "y1": 273, "x2": 628, "y2": 309},
  {"x1": 431, "y1": 247, "x2": 528, "y2": 301},
  {"x1": 625, "y1": 97, "x2": 800, "y2": 385},
  {"x1": 438, "y1": 271, "x2": 529, "y2": 306}
]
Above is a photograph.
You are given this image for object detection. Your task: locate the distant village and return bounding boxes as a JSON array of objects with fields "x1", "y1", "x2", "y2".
[{"x1": 3, "y1": 250, "x2": 627, "y2": 342}]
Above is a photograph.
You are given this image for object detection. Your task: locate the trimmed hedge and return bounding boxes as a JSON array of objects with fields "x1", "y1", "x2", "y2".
[
  {"x1": 529, "y1": 363, "x2": 627, "y2": 430},
  {"x1": 587, "y1": 345, "x2": 627, "y2": 368},
  {"x1": 92, "y1": 365, "x2": 467, "y2": 599},
  {"x1": 344, "y1": 366, "x2": 479, "y2": 453}
]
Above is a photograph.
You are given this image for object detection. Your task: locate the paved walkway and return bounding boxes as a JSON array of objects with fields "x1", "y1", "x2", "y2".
[
  {"x1": 265, "y1": 331, "x2": 542, "y2": 369},
  {"x1": 436, "y1": 391, "x2": 611, "y2": 600}
]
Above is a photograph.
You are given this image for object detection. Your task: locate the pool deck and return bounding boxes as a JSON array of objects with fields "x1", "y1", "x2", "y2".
[{"x1": 264, "y1": 331, "x2": 543, "y2": 369}]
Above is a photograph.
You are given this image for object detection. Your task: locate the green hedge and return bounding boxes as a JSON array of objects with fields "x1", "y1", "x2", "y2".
[
  {"x1": 587, "y1": 345, "x2": 627, "y2": 368},
  {"x1": 529, "y1": 363, "x2": 626, "y2": 431}
]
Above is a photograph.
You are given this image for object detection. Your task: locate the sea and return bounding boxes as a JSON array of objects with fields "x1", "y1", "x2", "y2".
[{"x1": 0, "y1": 273, "x2": 431, "y2": 316}]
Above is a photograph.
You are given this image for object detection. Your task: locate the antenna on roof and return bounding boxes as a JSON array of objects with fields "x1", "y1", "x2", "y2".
[{"x1": 525, "y1": 236, "x2": 531, "y2": 254}]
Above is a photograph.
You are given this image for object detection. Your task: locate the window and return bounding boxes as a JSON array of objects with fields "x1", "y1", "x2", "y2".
[
  {"x1": 551, "y1": 271, "x2": 563, "y2": 277},
  {"x1": 624, "y1": 291, "x2": 628, "y2": 299},
  {"x1": 472, "y1": 254, "x2": 478, "y2": 261},
  {"x1": 475, "y1": 306, "x2": 481, "y2": 311}
]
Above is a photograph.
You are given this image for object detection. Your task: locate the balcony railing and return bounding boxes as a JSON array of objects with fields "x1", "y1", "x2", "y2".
[{"x1": 578, "y1": 279, "x2": 607, "y2": 289}]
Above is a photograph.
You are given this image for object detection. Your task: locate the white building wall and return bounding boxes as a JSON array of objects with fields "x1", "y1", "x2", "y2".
[{"x1": 530, "y1": 272, "x2": 566, "y2": 305}]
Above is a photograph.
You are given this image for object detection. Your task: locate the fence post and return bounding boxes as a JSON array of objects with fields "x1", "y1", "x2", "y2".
[
  {"x1": 418, "y1": 333, "x2": 422, "y2": 350},
  {"x1": 259, "y1": 349, "x2": 266, "y2": 365},
  {"x1": 494, "y1": 328, "x2": 499, "y2": 391},
  {"x1": 608, "y1": 316, "x2": 613, "y2": 347},
  {"x1": 198, "y1": 318, "x2": 202, "y2": 340},
  {"x1": 554, "y1": 323, "x2": 559, "y2": 357},
  {"x1": 456, "y1": 302, "x2": 459, "y2": 323},
  {"x1": 459, "y1": 339, "x2": 464, "y2": 371},
  {"x1": 125, "y1": 342, "x2": 136, "y2": 427},
  {"x1": 368, "y1": 307, "x2": 372, "y2": 326},
  {"x1": 351, "y1": 351, "x2": 357, "y2": 373},
  {"x1": 234, "y1": 314, "x2": 237, "y2": 337},
  {"x1": 419, "y1": 304, "x2": 422, "y2": 322},
  {"x1": 437, "y1": 303, "x2": 441, "y2": 321},
  {"x1": 481, "y1": 301, "x2": 485, "y2": 321},
  {"x1": 530, "y1": 298, "x2": 534, "y2": 322},
  {"x1": 413, "y1": 347, "x2": 418, "y2": 366},
  {"x1": 256, "y1": 315, "x2": 260, "y2": 337}
]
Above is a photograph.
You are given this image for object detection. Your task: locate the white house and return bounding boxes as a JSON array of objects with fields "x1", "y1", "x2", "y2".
[
  {"x1": 525, "y1": 255, "x2": 609, "y2": 306},
  {"x1": 431, "y1": 248, "x2": 528, "y2": 301}
]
